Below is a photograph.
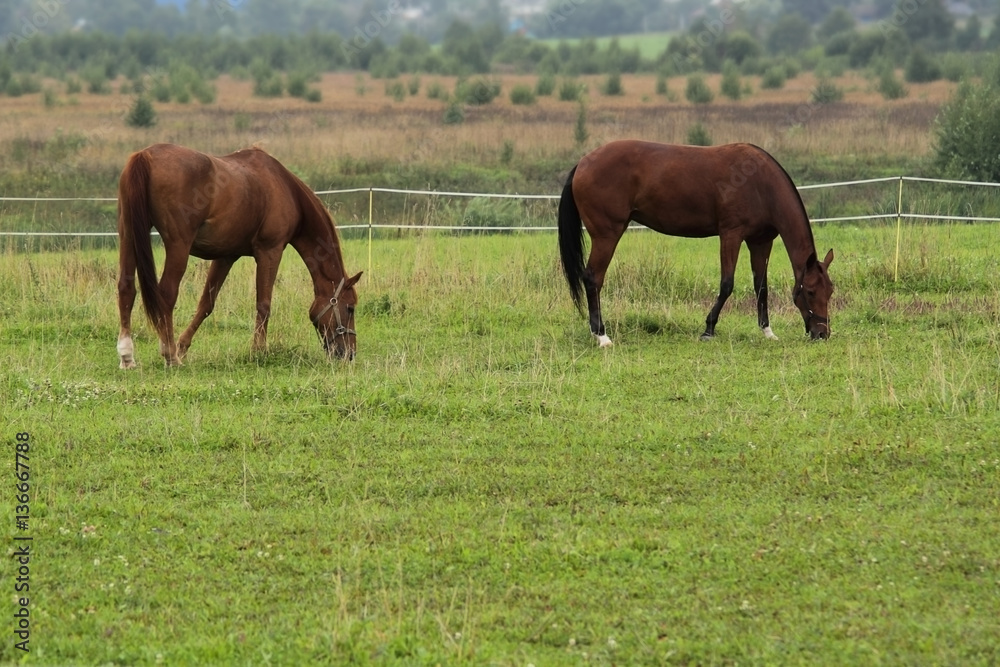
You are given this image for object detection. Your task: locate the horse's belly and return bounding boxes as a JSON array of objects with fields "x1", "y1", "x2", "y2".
[
  {"x1": 632, "y1": 212, "x2": 717, "y2": 238},
  {"x1": 190, "y1": 223, "x2": 252, "y2": 258}
]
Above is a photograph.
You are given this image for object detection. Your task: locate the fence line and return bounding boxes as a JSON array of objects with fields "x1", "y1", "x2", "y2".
[
  {"x1": 3, "y1": 176, "x2": 999, "y2": 281},
  {"x1": 3, "y1": 174, "x2": 998, "y2": 207}
]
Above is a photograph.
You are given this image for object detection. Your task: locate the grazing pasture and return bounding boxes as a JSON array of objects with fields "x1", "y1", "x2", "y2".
[
  {"x1": 2, "y1": 219, "x2": 999, "y2": 664},
  {"x1": 1, "y1": 69, "x2": 998, "y2": 664}
]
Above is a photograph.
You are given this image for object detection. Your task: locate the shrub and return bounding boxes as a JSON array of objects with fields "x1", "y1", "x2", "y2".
[
  {"x1": 574, "y1": 102, "x2": 588, "y2": 146},
  {"x1": 941, "y1": 53, "x2": 971, "y2": 82},
  {"x1": 443, "y1": 101, "x2": 465, "y2": 125},
  {"x1": 905, "y1": 49, "x2": 943, "y2": 83},
  {"x1": 151, "y1": 76, "x2": 171, "y2": 102},
  {"x1": 459, "y1": 77, "x2": 500, "y2": 105},
  {"x1": 83, "y1": 68, "x2": 110, "y2": 95},
  {"x1": 655, "y1": 73, "x2": 668, "y2": 95},
  {"x1": 811, "y1": 77, "x2": 843, "y2": 103},
  {"x1": 602, "y1": 71, "x2": 624, "y2": 96},
  {"x1": 407, "y1": 75, "x2": 421, "y2": 96},
  {"x1": 558, "y1": 79, "x2": 584, "y2": 102},
  {"x1": 535, "y1": 74, "x2": 555, "y2": 96},
  {"x1": 720, "y1": 62, "x2": 742, "y2": 100},
  {"x1": 500, "y1": 140, "x2": 514, "y2": 165},
  {"x1": 934, "y1": 73, "x2": 1000, "y2": 182},
  {"x1": 5, "y1": 77, "x2": 23, "y2": 97},
  {"x1": 304, "y1": 88, "x2": 322, "y2": 103},
  {"x1": 685, "y1": 74, "x2": 714, "y2": 104},
  {"x1": 686, "y1": 122, "x2": 712, "y2": 146},
  {"x1": 287, "y1": 72, "x2": 310, "y2": 98},
  {"x1": 761, "y1": 66, "x2": 786, "y2": 89},
  {"x1": 509, "y1": 84, "x2": 536, "y2": 105},
  {"x1": 125, "y1": 96, "x2": 157, "y2": 128},
  {"x1": 426, "y1": 80, "x2": 447, "y2": 100},
  {"x1": 385, "y1": 80, "x2": 406, "y2": 102},
  {"x1": 877, "y1": 68, "x2": 908, "y2": 100},
  {"x1": 253, "y1": 75, "x2": 283, "y2": 98}
]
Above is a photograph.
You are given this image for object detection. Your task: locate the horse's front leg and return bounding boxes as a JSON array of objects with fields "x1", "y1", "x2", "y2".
[
  {"x1": 251, "y1": 250, "x2": 283, "y2": 354},
  {"x1": 701, "y1": 235, "x2": 742, "y2": 341},
  {"x1": 178, "y1": 257, "x2": 236, "y2": 360},
  {"x1": 584, "y1": 235, "x2": 621, "y2": 348},
  {"x1": 748, "y1": 239, "x2": 778, "y2": 340}
]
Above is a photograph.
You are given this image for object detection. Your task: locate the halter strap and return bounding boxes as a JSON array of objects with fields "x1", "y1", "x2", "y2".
[
  {"x1": 793, "y1": 281, "x2": 828, "y2": 328},
  {"x1": 311, "y1": 277, "x2": 356, "y2": 338}
]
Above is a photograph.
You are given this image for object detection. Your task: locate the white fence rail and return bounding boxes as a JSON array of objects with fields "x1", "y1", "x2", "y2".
[
  {"x1": 3, "y1": 176, "x2": 999, "y2": 232},
  {"x1": 3, "y1": 176, "x2": 999, "y2": 279}
]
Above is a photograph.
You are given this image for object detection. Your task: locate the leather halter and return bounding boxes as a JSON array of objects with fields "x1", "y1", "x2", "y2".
[
  {"x1": 793, "y1": 280, "x2": 828, "y2": 331},
  {"x1": 311, "y1": 277, "x2": 355, "y2": 341}
]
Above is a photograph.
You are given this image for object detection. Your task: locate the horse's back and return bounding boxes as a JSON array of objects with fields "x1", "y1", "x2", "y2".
[
  {"x1": 573, "y1": 140, "x2": 789, "y2": 238},
  {"x1": 127, "y1": 143, "x2": 304, "y2": 256}
]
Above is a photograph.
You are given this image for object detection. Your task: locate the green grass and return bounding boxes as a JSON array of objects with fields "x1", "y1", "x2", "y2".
[
  {"x1": 539, "y1": 31, "x2": 676, "y2": 60},
  {"x1": 2, "y1": 224, "x2": 999, "y2": 665}
]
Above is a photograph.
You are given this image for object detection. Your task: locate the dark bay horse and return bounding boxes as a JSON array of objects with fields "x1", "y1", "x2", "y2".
[
  {"x1": 558, "y1": 140, "x2": 834, "y2": 347},
  {"x1": 116, "y1": 143, "x2": 362, "y2": 368}
]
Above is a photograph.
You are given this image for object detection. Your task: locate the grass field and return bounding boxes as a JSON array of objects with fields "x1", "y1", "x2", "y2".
[{"x1": 2, "y1": 220, "x2": 999, "y2": 664}]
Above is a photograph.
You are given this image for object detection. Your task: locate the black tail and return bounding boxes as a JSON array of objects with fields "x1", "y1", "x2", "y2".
[{"x1": 557, "y1": 165, "x2": 586, "y2": 309}]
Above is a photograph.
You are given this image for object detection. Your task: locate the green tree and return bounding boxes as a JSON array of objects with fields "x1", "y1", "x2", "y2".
[
  {"x1": 782, "y1": 0, "x2": 831, "y2": 23},
  {"x1": 817, "y1": 7, "x2": 855, "y2": 41},
  {"x1": 721, "y1": 31, "x2": 762, "y2": 65},
  {"x1": 934, "y1": 65, "x2": 1000, "y2": 181},
  {"x1": 767, "y1": 13, "x2": 812, "y2": 55},
  {"x1": 125, "y1": 95, "x2": 157, "y2": 128},
  {"x1": 441, "y1": 20, "x2": 489, "y2": 73}
]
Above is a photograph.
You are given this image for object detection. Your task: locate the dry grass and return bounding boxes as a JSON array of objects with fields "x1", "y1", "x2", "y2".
[{"x1": 0, "y1": 71, "x2": 956, "y2": 192}]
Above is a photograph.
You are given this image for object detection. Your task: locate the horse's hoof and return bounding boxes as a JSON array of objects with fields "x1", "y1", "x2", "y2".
[
  {"x1": 119, "y1": 360, "x2": 137, "y2": 370},
  {"x1": 596, "y1": 334, "x2": 613, "y2": 348},
  {"x1": 762, "y1": 326, "x2": 779, "y2": 341},
  {"x1": 699, "y1": 333, "x2": 714, "y2": 342}
]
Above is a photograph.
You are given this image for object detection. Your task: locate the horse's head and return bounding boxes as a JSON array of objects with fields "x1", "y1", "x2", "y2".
[
  {"x1": 311, "y1": 272, "x2": 362, "y2": 360},
  {"x1": 793, "y1": 249, "x2": 834, "y2": 340}
]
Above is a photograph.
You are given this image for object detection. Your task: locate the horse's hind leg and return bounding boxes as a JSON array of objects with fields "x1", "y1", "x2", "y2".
[
  {"x1": 156, "y1": 247, "x2": 190, "y2": 366},
  {"x1": 584, "y1": 234, "x2": 622, "y2": 348},
  {"x1": 178, "y1": 257, "x2": 236, "y2": 360},
  {"x1": 748, "y1": 239, "x2": 778, "y2": 340},
  {"x1": 701, "y1": 233, "x2": 742, "y2": 341},
  {"x1": 117, "y1": 244, "x2": 138, "y2": 369}
]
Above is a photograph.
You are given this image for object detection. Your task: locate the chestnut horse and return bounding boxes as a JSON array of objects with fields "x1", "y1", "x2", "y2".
[
  {"x1": 558, "y1": 140, "x2": 834, "y2": 347},
  {"x1": 116, "y1": 143, "x2": 361, "y2": 368}
]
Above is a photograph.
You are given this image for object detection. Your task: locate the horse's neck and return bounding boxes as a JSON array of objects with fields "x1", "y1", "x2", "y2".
[
  {"x1": 291, "y1": 208, "x2": 347, "y2": 298},
  {"x1": 775, "y1": 202, "x2": 817, "y2": 274}
]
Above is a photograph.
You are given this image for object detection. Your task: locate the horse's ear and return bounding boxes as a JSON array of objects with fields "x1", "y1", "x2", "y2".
[
  {"x1": 822, "y1": 248, "x2": 834, "y2": 267},
  {"x1": 346, "y1": 271, "x2": 363, "y2": 288},
  {"x1": 805, "y1": 252, "x2": 818, "y2": 269}
]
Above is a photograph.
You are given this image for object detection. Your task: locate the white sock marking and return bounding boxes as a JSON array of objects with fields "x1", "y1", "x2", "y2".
[
  {"x1": 596, "y1": 334, "x2": 613, "y2": 348},
  {"x1": 117, "y1": 335, "x2": 136, "y2": 369},
  {"x1": 762, "y1": 326, "x2": 778, "y2": 341}
]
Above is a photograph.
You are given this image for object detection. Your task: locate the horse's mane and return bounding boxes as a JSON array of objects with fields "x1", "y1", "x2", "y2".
[
  {"x1": 272, "y1": 156, "x2": 342, "y2": 251},
  {"x1": 747, "y1": 143, "x2": 816, "y2": 250}
]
